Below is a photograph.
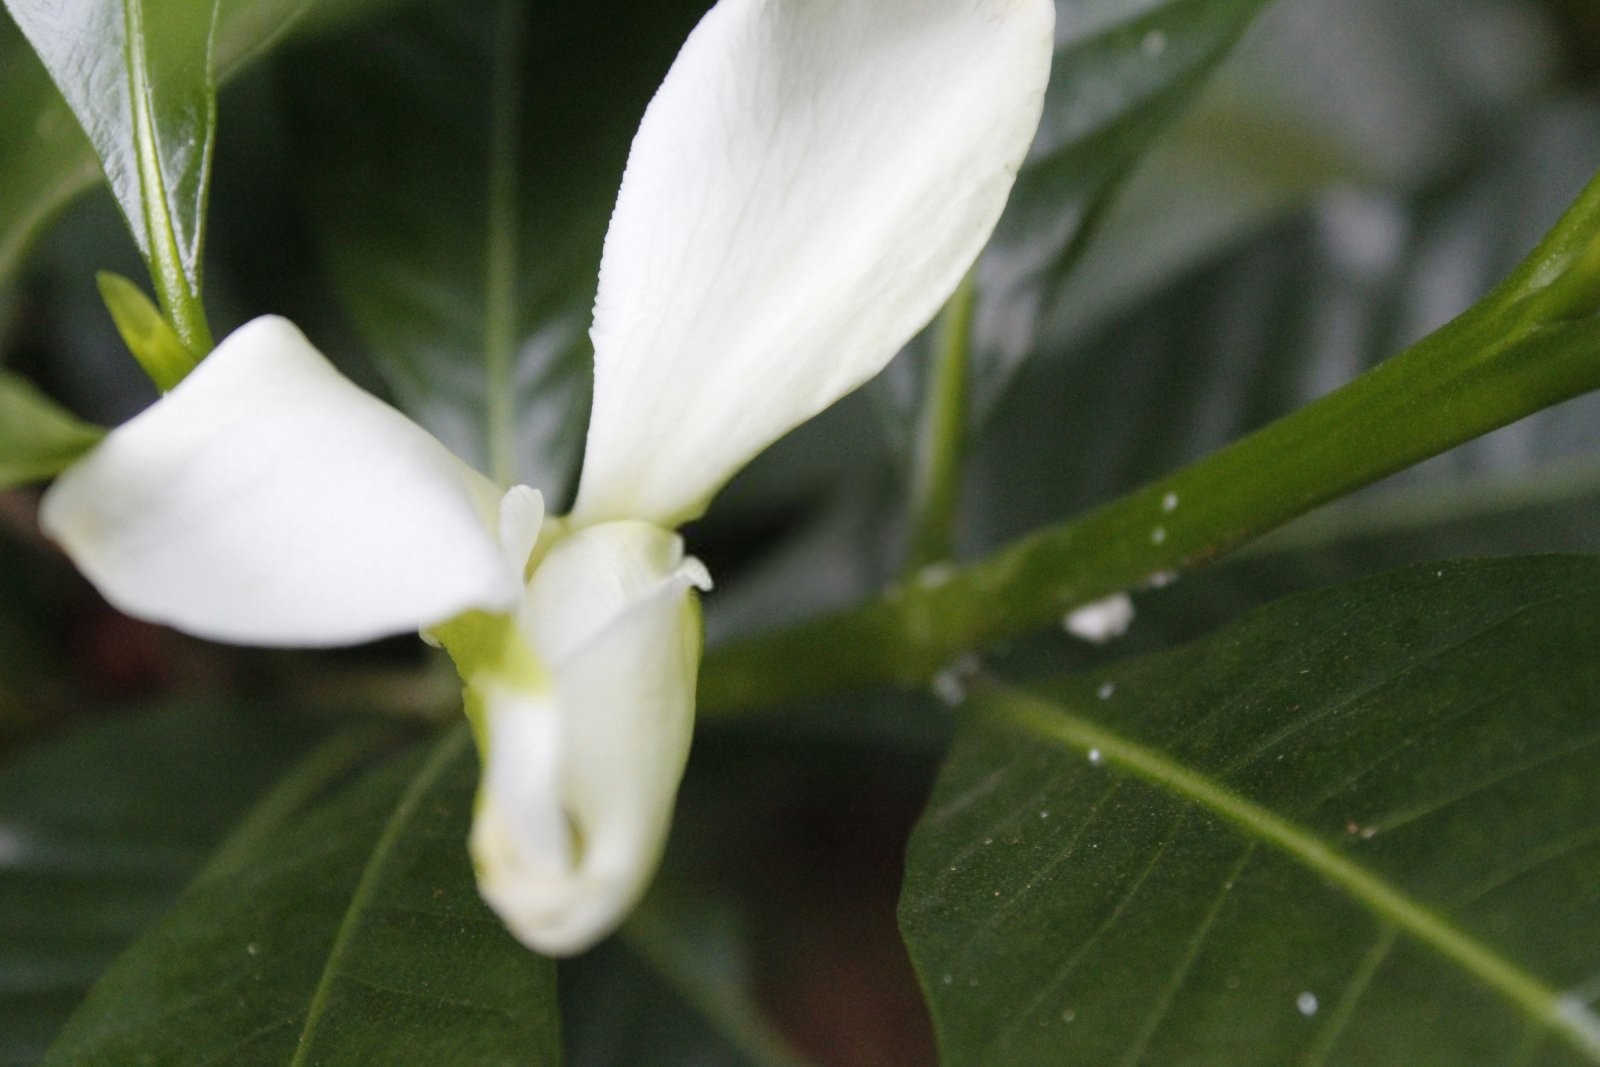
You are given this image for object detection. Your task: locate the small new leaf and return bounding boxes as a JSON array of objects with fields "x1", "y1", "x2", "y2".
[
  {"x1": 97, "y1": 270, "x2": 199, "y2": 390},
  {"x1": 0, "y1": 373, "x2": 103, "y2": 489}
]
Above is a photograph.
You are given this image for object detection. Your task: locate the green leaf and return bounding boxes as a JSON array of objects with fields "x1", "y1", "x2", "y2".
[
  {"x1": 0, "y1": 372, "x2": 104, "y2": 488},
  {"x1": 562, "y1": 894, "x2": 810, "y2": 1067},
  {"x1": 95, "y1": 270, "x2": 198, "y2": 389},
  {"x1": 0, "y1": 702, "x2": 330, "y2": 1065},
  {"x1": 900, "y1": 556, "x2": 1600, "y2": 1064},
  {"x1": 972, "y1": 94, "x2": 1600, "y2": 541},
  {"x1": 969, "y1": 0, "x2": 1273, "y2": 416},
  {"x1": 952, "y1": 0, "x2": 1565, "y2": 429},
  {"x1": 46, "y1": 725, "x2": 561, "y2": 1065},
  {"x1": 2, "y1": 0, "x2": 219, "y2": 350},
  {"x1": 283, "y1": 0, "x2": 706, "y2": 495},
  {"x1": 0, "y1": 0, "x2": 413, "y2": 293},
  {"x1": 0, "y1": 14, "x2": 102, "y2": 288}
]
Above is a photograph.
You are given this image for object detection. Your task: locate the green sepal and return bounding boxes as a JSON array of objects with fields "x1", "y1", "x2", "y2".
[{"x1": 0, "y1": 371, "x2": 104, "y2": 488}]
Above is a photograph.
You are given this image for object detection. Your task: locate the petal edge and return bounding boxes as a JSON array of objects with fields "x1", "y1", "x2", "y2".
[{"x1": 41, "y1": 316, "x2": 519, "y2": 646}]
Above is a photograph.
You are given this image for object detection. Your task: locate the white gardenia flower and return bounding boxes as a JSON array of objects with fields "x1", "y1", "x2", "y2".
[{"x1": 40, "y1": 0, "x2": 1054, "y2": 955}]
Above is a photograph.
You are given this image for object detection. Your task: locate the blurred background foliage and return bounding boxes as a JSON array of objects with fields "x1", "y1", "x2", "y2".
[{"x1": 1, "y1": 0, "x2": 1597, "y2": 1062}]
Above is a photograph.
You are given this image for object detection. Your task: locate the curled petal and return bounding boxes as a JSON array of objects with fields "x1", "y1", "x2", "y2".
[
  {"x1": 471, "y1": 521, "x2": 709, "y2": 955},
  {"x1": 41, "y1": 316, "x2": 519, "y2": 646},
  {"x1": 572, "y1": 0, "x2": 1055, "y2": 526}
]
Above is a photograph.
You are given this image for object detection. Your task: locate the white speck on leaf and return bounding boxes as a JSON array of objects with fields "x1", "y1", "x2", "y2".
[
  {"x1": 1063, "y1": 593, "x2": 1134, "y2": 644},
  {"x1": 931, "y1": 670, "x2": 966, "y2": 706},
  {"x1": 1297, "y1": 991, "x2": 1319, "y2": 1016},
  {"x1": 1150, "y1": 526, "x2": 1167, "y2": 545},
  {"x1": 1088, "y1": 748, "x2": 1103, "y2": 765},
  {"x1": 1145, "y1": 569, "x2": 1178, "y2": 589},
  {"x1": 0, "y1": 826, "x2": 25, "y2": 866},
  {"x1": 1161, "y1": 491, "x2": 1178, "y2": 511},
  {"x1": 1097, "y1": 680, "x2": 1116, "y2": 700},
  {"x1": 930, "y1": 651, "x2": 981, "y2": 705},
  {"x1": 1555, "y1": 995, "x2": 1600, "y2": 1054},
  {"x1": 916, "y1": 561, "x2": 956, "y2": 589}
]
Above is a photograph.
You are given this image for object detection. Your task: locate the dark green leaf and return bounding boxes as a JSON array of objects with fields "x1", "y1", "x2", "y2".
[
  {"x1": 969, "y1": 94, "x2": 1600, "y2": 552},
  {"x1": 971, "y1": 0, "x2": 1273, "y2": 415},
  {"x1": 46, "y1": 725, "x2": 561, "y2": 1065},
  {"x1": 284, "y1": 0, "x2": 706, "y2": 497},
  {"x1": 0, "y1": 702, "x2": 328, "y2": 1065},
  {"x1": 0, "y1": 372, "x2": 104, "y2": 488},
  {"x1": 901, "y1": 556, "x2": 1600, "y2": 1064},
  {"x1": 562, "y1": 892, "x2": 808, "y2": 1067},
  {"x1": 954, "y1": 0, "x2": 1565, "y2": 429}
]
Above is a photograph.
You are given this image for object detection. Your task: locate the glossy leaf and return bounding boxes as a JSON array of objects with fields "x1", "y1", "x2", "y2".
[
  {"x1": 966, "y1": 0, "x2": 1565, "y2": 428},
  {"x1": 0, "y1": 372, "x2": 104, "y2": 488},
  {"x1": 285, "y1": 0, "x2": 707, "y2": 496},
  {"x1": 0, "y1": 14, "x2": 102, "y2": 287},
  {"x1": 2, "y1": 0, "x2": 219, "y2": 348},
  {"x1": 0, "y1": 702, "x2": 329, "y2": 1064},
  {"x1": 900, "y1": 556, "x2": 1600, "y2": 1064},
  {"x1": 46, "y1": 725, "x2": 561, "y2": 1065},
  {"x1": 970, "y1": 94, "x2": 1600, "y2": 551},
  {"x1": 0, "y1": 0, "x2": 411, "y2": 290},
  {"x1": 966, "y1": 0, "x2": 1272, "y2": 420}
]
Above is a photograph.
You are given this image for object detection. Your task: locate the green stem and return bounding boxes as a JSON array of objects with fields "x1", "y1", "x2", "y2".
[
  {"x1": 905, "y1": 270, "x2": 978, "y2": 573},
  {"x1": 482, "y1": 0, "x2": 524, "y2": 486},
  {"x1": 699, "y1": 169, "x2": 1600, "y2": 714},
  {"x1": 123, "y1": 0, "x2": 213, "y2": 355}
]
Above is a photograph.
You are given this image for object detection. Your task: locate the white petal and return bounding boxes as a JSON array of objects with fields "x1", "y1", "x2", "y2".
[
  {"x1": 472, "y1": 521, "x2": 708, "y2": 955},
  {"x1": 497, "y1": 484, "x2": 546, "y2": 578},
  {"x1": 572, "y1": 0, "x2": 1055, "y2": 526},
  {"x1": 40, "y1": 316, "x2": 520, "y2": 646}
]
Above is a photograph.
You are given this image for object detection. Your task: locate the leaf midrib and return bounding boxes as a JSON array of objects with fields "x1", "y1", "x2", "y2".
[
  {"x1": 287, "y1": 725, "x2": 471, "y2": 1064},
  {"x1": 976, "y1": 680, "x2": 1600, "y2": 1062}
]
